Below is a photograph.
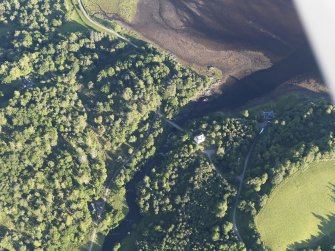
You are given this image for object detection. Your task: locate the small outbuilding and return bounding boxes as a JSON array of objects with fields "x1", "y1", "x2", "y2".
[{"x1": 194, "y1": 134, "x2": 206, "y2": 145}]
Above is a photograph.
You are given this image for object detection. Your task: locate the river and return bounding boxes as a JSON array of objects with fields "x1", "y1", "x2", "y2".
[
  {"x1": 102, "y1": 48, "x2": 320, "y2": 250},
  {"x1": 184, "y1": 49, "x2": 320, "y2": 118}
]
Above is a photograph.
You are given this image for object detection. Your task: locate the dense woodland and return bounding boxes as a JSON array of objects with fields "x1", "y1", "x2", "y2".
[
  {"x1": 0, "y1": 0, "x2": 211, "y2": 250},
  {"x1": 124, "y1": 98, "x2": 335, "y2": 251},
  {"x1": 124, "y1": 116, "x2": 255, "y2": 250},
  {"x1": 239, "y1": 99, "x2": 335, "y2": 250},
  {"x1": 1, "y1": 1, "x2": 335, "y2": 251}
]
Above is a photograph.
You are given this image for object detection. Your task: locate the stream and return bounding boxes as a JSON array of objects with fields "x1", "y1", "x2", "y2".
[{"x1": 102, "y1": 48, "x2": 320, "y2": 250}]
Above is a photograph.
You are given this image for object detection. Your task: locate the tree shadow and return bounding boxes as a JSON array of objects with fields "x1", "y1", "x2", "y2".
[{"x1": 287, "y1": 183, "x2": 335, "y2": 250}]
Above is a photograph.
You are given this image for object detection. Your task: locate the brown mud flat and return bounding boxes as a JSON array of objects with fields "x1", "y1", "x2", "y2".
[{"x1": 111, "y1": 0, "x2": 310, "y2": 81}]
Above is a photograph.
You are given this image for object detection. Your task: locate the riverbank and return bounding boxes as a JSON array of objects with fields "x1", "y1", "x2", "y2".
[
  {"x1": 102, "y1": 60, "x2": 325, "y2": 251},
  {"x1": 67, "y1": 1, "x2": 327, "y2": 250},
  {"x1": 181, "y1": 48, "x2": 321, "y2": 120},
  {"x1": 89, "y1": 0, "x2": 321, "y2": 90}
]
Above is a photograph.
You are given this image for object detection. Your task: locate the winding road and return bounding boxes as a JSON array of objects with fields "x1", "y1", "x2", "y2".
[
  {"x1": 87, "y1": 113, "x2": 158, "y2": 251},
  {"x1": 232, "y1": 124, "x2": 265, "y2": 244},
  {"x1": 203, "y1": 142, "x2": 256, "y2": 244},
  {"x1": 232, "y1": 141, "x2": 256, "y2": 243},
  {"x1": 72, "y1": 1, "x2": 141, "y2": 249},
  {"x1": 75, "y1": 2, "x2": 185, "y2": 247},
  {"x1": 76, "y1": 0, "x2": 138, "y2": 48}
]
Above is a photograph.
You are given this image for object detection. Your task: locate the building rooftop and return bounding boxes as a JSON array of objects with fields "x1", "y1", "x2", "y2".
[{"x1": 194, "y1": 134, "x2": 206, "y2": 145}]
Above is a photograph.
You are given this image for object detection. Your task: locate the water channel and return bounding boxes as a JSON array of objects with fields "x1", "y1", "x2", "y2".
[{"x1": 102, "y1": 48, "x2": 320, "y2": 250}]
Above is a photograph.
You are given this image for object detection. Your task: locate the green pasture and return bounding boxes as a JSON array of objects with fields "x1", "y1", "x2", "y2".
[
  {"x1": 58, "y1": 0, "x2": 88, "y2": 33},
  {"x1": 82, "y1": 0, "x2": 138, "y2": 22},
  {"x1": 256, "y1": 160, "x2": 335, "y2": 250}
]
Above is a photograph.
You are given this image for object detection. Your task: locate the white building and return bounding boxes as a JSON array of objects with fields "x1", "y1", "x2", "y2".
[{"x1": 194, "y1": 134, "x2": 206, "y2": 145}]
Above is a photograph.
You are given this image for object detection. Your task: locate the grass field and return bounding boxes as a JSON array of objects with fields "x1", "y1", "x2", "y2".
[
  {"x1": 58, "y1": 0, "x2": 89, "y2": 33},
  {"x1": 256, "y1": 160, "x2": 335, "y2": 251},
  {"x1": 61, "y1": 0, "x2": 120, "y2": 38},
  {"x1": 82, "y1": 0, "x2": 138, "y2": 22}
]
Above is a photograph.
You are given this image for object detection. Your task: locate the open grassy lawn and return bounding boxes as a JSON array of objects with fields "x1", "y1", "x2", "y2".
[
  {"x1": 82, "y1": 0, "x2": 138, "y2": 22},
  {"x1": 256, "y1": 160, "x2": 335, "y2": 251},
  {"x1": 62, "y1": 0, "x2": 122, "y2": 38},
  {"x1": 58, "y1": 0, "x2": 89, "y2": 33}
]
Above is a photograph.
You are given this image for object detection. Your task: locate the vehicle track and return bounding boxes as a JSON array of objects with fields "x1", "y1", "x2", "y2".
[{"x1": 77, "y1": 0, "x2": 138, "y2": 48}]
